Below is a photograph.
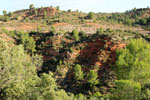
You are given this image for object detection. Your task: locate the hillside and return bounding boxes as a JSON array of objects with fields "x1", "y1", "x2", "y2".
[
  {"x1": 0, "y1": 6, "x2": 150, "y2": 34},
  {"x1": 1, "y1": 6, "x2": 150, "y2": 100}
]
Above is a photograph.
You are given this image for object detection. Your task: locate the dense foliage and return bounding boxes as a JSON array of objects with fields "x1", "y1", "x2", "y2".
[
  {"x1": 114, "y1": 39, "x2": 150, "y2": 84},
  {"x1": 0, "y1": 40, "x2": 74, "y2": 100}
]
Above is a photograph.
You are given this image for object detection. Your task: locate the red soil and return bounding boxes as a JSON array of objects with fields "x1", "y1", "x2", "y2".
[
  {"x1": 79, "y1": 36, "x2": 126, "y2": 69},
  {"x1": 26, "y1": 7, "x2": 57, "y2": 17}
]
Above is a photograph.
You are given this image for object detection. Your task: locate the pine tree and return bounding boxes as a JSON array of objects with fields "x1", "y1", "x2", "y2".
[
  {"x1": 88, "y1": 12, "x2": 94, "y2": 19},
  {"x1": 29, "y1": 4, "x2": 35, "y2": 9},
  {"x1": 87, "y1": 70, "x2": 99, "y2": 87},
  {"x1": 74, "y1": 64, "x2": 84, "y2": 81},
  {"x1": 114, "y1": 39, "x2": 150, "y2": 84},
  {"x1": 113, "y1": 80, "x2": 141, "y2": 100},
  {"x1": 3, "y1": 10, "x2": 7, "y2": 16},
  {"x1": 72, "y1": 29, "x2": 79, "y2": 41}
]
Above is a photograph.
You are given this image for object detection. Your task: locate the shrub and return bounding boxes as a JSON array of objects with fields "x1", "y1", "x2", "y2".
[
  {"x1": 79, "y1": 31, "x2": 87, "y2": 37},
  {"x1": 96, "y1": 27, "x2": 104, "y2": 34},
  {"x1": 50, "y1": 26, "x2": 56, "y2": 33},
  {"x1": 8, "y1": 12, "x2": 14, "y2": 17},
  {"x1": 0, "y1": 15, "x2": 5, "y2": 21},
  {"x1": 4, "y1": 16, "x2": 10, "y2": 22}
]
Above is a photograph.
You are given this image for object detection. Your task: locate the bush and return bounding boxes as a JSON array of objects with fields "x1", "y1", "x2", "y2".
[
  {"x1": 24, "y1": 17, "x2": 29, "y2": 22},
  {"x1": 79, "y1": 31, "x2": 87, "y2": 37},
  {"x1": 4, "y1": 16, "x2": 10, "y2": 22},
  {"x1": 0, "y1": 15, "x2": 5, "y2": 21},
  {"x1": 50, "y1": 26, "x2": 56, "y2": 33}
]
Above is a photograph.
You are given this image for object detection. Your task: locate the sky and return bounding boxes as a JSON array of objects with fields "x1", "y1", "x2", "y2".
[{"x1": 0, "y1": 0, "x2": 150, "y2": 14}]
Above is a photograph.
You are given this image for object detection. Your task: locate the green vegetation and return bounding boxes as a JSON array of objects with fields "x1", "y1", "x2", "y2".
[
  {"x1": 112, "y1": 80, "x2": 141, "y2": 100},
  {"x1": 74, "y1": 64, "x2": 84, "y2": 81},
  {"x1": 87, "y1": 70, "x2": 99, "y2": 87},
  {"x1": 0, "y1": 5, "x2": 150, "y2": 100},
  {"x1": 87, "y1": 12, "x2": 94, "y2": 19},
  {"x1": 3, "y1": 10, "x2": 7, "y2": 16},
  {"x1": 114, "y1": 39, "x2": 150, "y2": 84},
  {"x1": 29, "y1": 4, "x2": 35, "y2": 9},
  {"x1": 96, "y1": 27, "x2": 104, "y2": 34},
  {"x1": 72, "y1": 29, "x2": 79, "y2": 41}
]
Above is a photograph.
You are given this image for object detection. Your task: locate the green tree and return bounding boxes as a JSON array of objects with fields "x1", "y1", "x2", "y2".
[
  {"x1": 34, "y1": 8, "x2": 38, "y2": 15},
  {"x1": 32, "y1": 54, "x2": 43, "y2": 71},
  {"x1": 17, "y1": 31, "x2": 36, "y2": 54},
  {"x1": 87, "y1": 70, "x2": 99, "y2": 87},
  {"x1": 29, "y1": 4, "x2": 35, "y2": 9},
  {"x1": 56, "y1": 6, "x2": 60, "y2": 10},
  {"x1": 0, "y1": 40, "x2": 74, "y2": 100},
  {"x1": 140, "y1": 18, "x2": 147, "y2": 25},
  {"x1": 88, "y1": 12, "x2": 94, "y2": 19},
  {"x1": 112, "y1": 80, "x2": 141, "y2": 100},
  {"x1": 44, "y1": 11, "x2": 47, "y2": 19},
  {"x1": 133, "y1": 7, "x2": 137, "y2": 12},
  {"x1": 3, "y1": 10, "x2": 7, "y2": 16},
  {"x1": 124, "y1": 18, "x2": 132, "y2": 26},
  {"x1": 74, "y1": 64, "x2": 84, "y2": 81},
  {"x1": 67, "y1": 9, "x2": 71, "y2": 12},
  {"x1": 114, "y1": 39, "x2": 150, "y2": 84},
  {"x1": 8, "y1": 12, "x2": 14, "y2": 17},
  {"x1": 28, "y1": 73, "x2": 74, "y2": 100},
  {"x1": 72, "y1": 29, "x2": 79, "y2": 41},
  {"x1": 0, "y1": 40, "x2": 37, "y2": 100}
]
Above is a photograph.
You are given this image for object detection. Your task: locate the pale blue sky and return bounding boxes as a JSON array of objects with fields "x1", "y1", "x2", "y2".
[{"x1": 0, "y1": 0, "x2": 150, "y2": 14}]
